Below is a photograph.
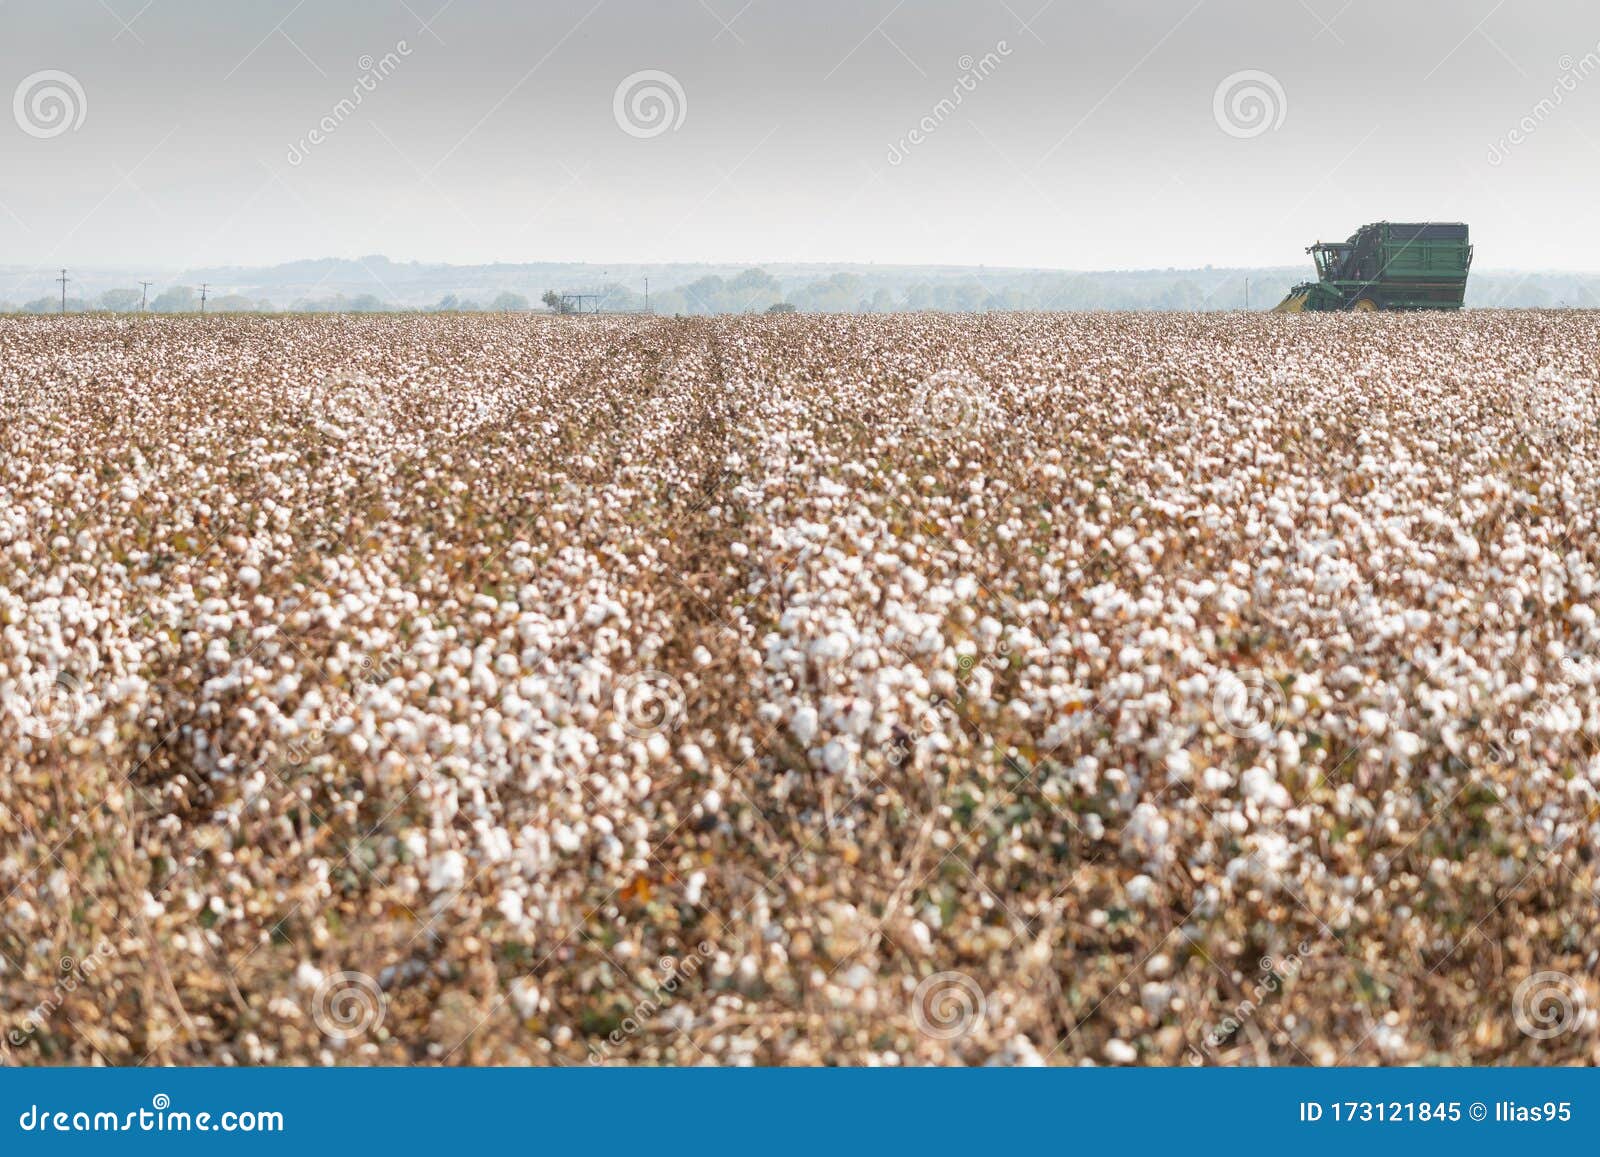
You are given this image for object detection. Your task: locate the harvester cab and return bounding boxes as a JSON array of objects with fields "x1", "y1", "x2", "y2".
[{"x1": 1273, "y1": 222, "x2": 1472, "y2": 312}]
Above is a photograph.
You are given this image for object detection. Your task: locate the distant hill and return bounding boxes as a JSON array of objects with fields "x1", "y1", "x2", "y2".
[{"x1": 1, "y1": 258, "x2": 1595, "y2": 314}]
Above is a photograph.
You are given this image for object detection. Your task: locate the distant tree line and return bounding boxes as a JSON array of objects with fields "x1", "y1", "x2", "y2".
[
  {"x1": 0, "y1": 288, "x2": 538, "y2": 314},
  {"x1": 3, "y1": 267, "x2": 1596, "y2": 315}
]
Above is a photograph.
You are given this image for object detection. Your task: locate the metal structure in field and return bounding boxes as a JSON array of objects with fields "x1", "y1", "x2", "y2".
[
  {"x1": 1274, "y1": 222, "x2": 1472, "y2": 312},
  {"x1": 558, "y1": 292, "x2": 604, "y2": 315}
]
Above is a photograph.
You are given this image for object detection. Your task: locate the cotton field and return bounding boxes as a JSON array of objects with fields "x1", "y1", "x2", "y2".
[{"x1": 2, "y1": 311, "x2": 1598, "y2": 1066}]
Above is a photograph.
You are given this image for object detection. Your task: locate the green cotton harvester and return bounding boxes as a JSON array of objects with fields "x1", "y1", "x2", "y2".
[{"x1": 1273, "y1": 222, "x2": 1472, "y2": 312}]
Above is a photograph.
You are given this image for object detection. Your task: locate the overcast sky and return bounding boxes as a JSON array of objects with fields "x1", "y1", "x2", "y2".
[{"x1": 2, "y1": 0, "x2": 1598, "y2": 272}]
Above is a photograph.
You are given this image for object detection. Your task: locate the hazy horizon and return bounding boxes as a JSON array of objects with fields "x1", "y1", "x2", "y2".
[
  {"x1": 5, "y1": 253, "x2": 1596, "y2": 314},
  {"x1": 5, "y1": 1, "x2": 1600, "y2": 273}
]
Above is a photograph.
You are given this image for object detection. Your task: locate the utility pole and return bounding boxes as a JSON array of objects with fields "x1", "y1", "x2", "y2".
[
  {"x1": 1245, "y1": 277, "x2": 1250, "y2": 311},
  {"x1": 57, "y1": 269, "x2": 69, "y2": 315},
  {"x1": 198, "y1": 283, "x2": 210, "y2": 314},
  {"x1": 644, "y1": 277, "x2": 649, "y2": 314},
  {"x1": 139, "y1": 281, "x2": 153, "y2": 313}
]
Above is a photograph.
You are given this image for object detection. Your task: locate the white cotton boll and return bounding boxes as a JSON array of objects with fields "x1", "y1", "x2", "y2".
[
  {"x1": 1103, "y1": 1039, "x2": 1137, "y2": 1064},
  {"x1": 1126, "y1": 874, "x2": 1156, "y2": 905},
  {"x1": 821, "y1": 739, "x2": 852, "y2": 774},
  {"x1": 238, "y1": 565, "x2": 261, "y2": 590},
  {"x1": 1124, "y1": 803, "x2": 1170, "y2": 852},
  {"x1": 1390, "y1": 730, "x2": 1422, "y2": 758},
  {"x1": 791, "y1": 705, "x2": 819, "y2": 745},
  {"x1": 1275, "y1": 732, "x2": 1300, "y2": 770},
  {"x1": 497, "y1": 890, "x2": 524, "y2": 924},
  {"x1": 841, "y1": 700, "x2": 873, "y2": 737},
  {"x1": 509, "y1": 979, "x2": 542, "y2": 1019},
  {"x1": 810, "y1": 632, "x2": 851, "y2": 661},
  {"x1": 1140, "y1": 982, "x2": 1173, "y2": 1016},
  {"x1": 685, "y1": 870, "x2": 706, "y2": 905},
  {"x1": 428, "y1": 850, "x2": 466, "y2": 893},
  {"x1": 1240, "y1": 766, "x2": 1275, "y2": 804},
  {"x1": 294, "y1": 961, "x2": 325, "y2": 991}
]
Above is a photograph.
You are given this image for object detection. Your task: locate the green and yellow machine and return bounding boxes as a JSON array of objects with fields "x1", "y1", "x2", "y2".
[{"x1": 1273, "y1": 222, "x2": 1472, "y2": 311}]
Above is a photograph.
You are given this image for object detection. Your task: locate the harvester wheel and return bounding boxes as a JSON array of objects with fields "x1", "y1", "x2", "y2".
[{"x1": 1350, "y1": 297, "x2": 1378, "y2": 312}]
